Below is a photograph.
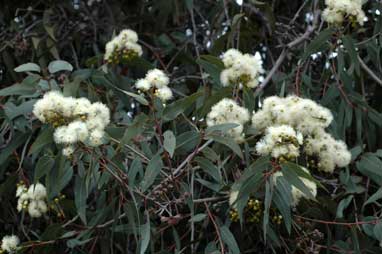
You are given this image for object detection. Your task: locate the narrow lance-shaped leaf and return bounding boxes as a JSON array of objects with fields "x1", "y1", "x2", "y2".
[
  {"x1": 74, "y1": 176, "x2": 88, "y2": 224},
  {"x1": 140, "y1": 212, "x2": 151, "y2": 254},
  {"x1": 48, "y1": 60, "x2": 73, "y2": 73},
  {"x1": 34, "y1": 156, "x2": 55, "y2": 182},
  {"x1": 263, "y1": 179, "x2": 273, "y2": 241},
  {"x1": 14, "y1": 63, "x2": 41, "y2": 73},
  {"x1": 163, "y1": 130, "x2": 176, "y2": 157},
  {"x1": 208, "y1": 134, "x2": 243, "y2": 159},
  {"x1": 281, "y1": 163, "x2": 315, "y2": 200},
  {"x1": 336, "y1": 195, "x2": 353, "y2": 219},
  {"x1": 220, "y1": 226, "x2": 240, "y2": 254},
  {"x1": 273, "y1": 176, "x2": 292, "y2": 234},
  {"x1": 364, "y1": 188, "x2": 382, "y2": 206},
  {"x1": 140, "y1": 153, "x2": 163, "y2": 192}
]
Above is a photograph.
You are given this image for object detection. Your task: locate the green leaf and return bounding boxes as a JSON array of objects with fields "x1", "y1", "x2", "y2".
[
  {"x1": 273, "y1": 177, "x2": 292, "y2": 233},
  {"x1": 321, "y1": 85, "x2": 340, "y2": 105},
  {"x1": 67, "y1": 238, "x2": 93, "y2": 249},
  {"x1": 117, "y1": 89, "x2": 149, "y2": 106},
  {"x1": 141, "y1": 153, "x2": 163, "y2": 192},
  {"x1": 220, "y1": 226, "x2": 240, "y2": 254},
  {"x1": 281, "y1": 163, "x2": 315, "y2": 199},
  {"x1": 196, "y1": 178, "x2": 221, "y2": 192},
  {"x1": 350, "y1": 226, "x2": 361, "y2": 254},
  {"x1": 362, "y1": 217, "x2": 377, "y2": 239},
  {"x1": 140, "y1": 213, "x2": 151, "y2": 254},
  {"x1": 128, "y1": 57, "x2": 154, "y2": 71},
  {"x1": 184, "y1": 0, "x2": 193, "y2": 11},
  {"x1": 4, "y1": 100, "x2": 36, "y2": 120},
  {"x1": 162, "y1": 91, "x2": 203, "y2": 121},
  {"x1": 205, "y1": 123, "x2": 239, "y2": 135},
  {"x1": 40, "y1": 224, "x2": 64, "y2": 241},
  {"x1": 172, "y1": 227, "x2": 181, "y2": 252},
  {"x1": 127, "y1": 158, "x2": 143, "y2": 188},
  {"x1": 196, "y1": 55, "x2": 224, "y2": 86},
  {"x1": 198, "y1": 87, "x2": 232, "y2": 117},
  {"x1": 189, "y1": 213, "x2": 207, "y2": 223},
  {"x1": 71, "y1": 68, "x2": 93, "y2": 81},
  {"x1": 283, "y1": 161, "x2": 324, "y2": 189},
  {"x1": 92, "y1": 73, "x2": 148, "y2": 105},
  {"x1": 0, "y1": 133, "x2": 30, "y2": 165},
  {"x1": 373, "y1": 221, "x2": 382, "y2": 242},
  {"x1": 176, "y1": 131, "x2": 200, "y2": 154},
  {"x1": 14, "y1": 63, "x2": 41, "y2": 73},
  {"x1": 63, "y1": 80, "x2": 80, "y2": 97},
  {"x1": 43, "y1": 9, "x2": 56, "y2": 40},
  {"x1": 364, "y1": 188, "x2": 382, "y2": 206},
  {"x1": 57, "y1": 166, "x2": 73, "y2": 195},
  {"x1": 195, "y1": 156, "x2": 221, "y2": 182},
  {"x1": 356, "y1": 154, "x2": 382, "y2": 184},
  {"x1": 75, "y1": 176, "x2": 88, "y2": 224},
  {"x1": 48, "y1": 60, "x2": 73, "y2": 73},
  {"x1": 208, "y1": 134, "x2": 243, "y2": 159},
  {"x1": 301, "y1": 28, "x2": 333, "y2": 61},
  {"x1": 163, "y1": 130, "x2": 176, "y2": 157},
  {"x1": 234, "y1": 156, "x2": 271, "y2": 201},
  {"x1": 350, "y1": 146, "x2": 363, "y2": 161},
  {"x1": 0, "y1": 83, "x2": 37, "y2": 96},
  {"x1": 29, "y1": 128, "x2": 54, "y2": 155},
  {"x1": 34, "y1": 156, "x2": 55, "y2": 182},
  {"x1": 237, "y1": 169, "x2": 264, "y2": 197},
  {"x1": 336, "y1": 195, "x2": 353, "y2": 218},
  {"x1": 342, "y1": 35, "x2": 360, "y2": 76},
  {"x1": 120, "y1": 114, "x2": 148, "y2": 145},
  {"x1": 263, "y1": 179, "x2": 272, "y2": 241}
]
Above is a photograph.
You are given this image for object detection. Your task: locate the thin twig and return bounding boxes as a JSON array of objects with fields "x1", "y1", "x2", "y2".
[
  {"x1": 188, "y1": 4, "x2": 207, "y2": 88},
  {"x1": 255, "y1": 1, "x2": 320, "y2": 93},
  {"x1": 204, "y1": 202, "x2": 225, "y2": 254},
  {"x1": 358, "y1": 55, "x2": 382, "y2": 86},
  {"x1": 173, "y1": 139, "x2": 213, "y2": 176},
  {"x1": 295, "y1": 215, "x2": 381, "y2": 226},
  {"x1": 242, "y1": 2, "x2": 272, "y2": 36},
  {"x1": 193, "y1": 195, "x2": 229, "y2": 203},
  {"x1": 109, "y1": 137, "x2": 149, "y2": 162}
]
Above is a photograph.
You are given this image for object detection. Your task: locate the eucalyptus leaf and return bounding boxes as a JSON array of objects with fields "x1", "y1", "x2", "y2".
[
  {"x1": 14, "y1": 63, "x2": 41, "y2": 73},
  {"x1": 48, "y1": 60, "x2": 74, "y2": 73},
  {"x1": 163, "y1": 130, "x2": 176, "y2": 157}
]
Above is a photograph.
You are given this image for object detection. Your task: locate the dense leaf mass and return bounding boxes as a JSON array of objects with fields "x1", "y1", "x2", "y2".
[{"x1": 0, "y1": 0, "x2": 382, "y2": 253}]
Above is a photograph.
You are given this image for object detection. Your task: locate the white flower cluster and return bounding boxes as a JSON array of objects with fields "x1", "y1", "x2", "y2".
[
  {"x1": 207, "y1": 98, "x2": 250, "y2": 143},
  {"x1": 229, "y1": 190, "x2": 239, "y2": 208},
  {"x1": 256, "y1": 125, "x2": 303, "y2": 159},
  {"x1": 33, "y1": 91, "x2": 110, "y2": 156},
  {"x1": 104, "y1": 29, "x2": 143, "y2": 64},
  {"x1": 16, "y1": 183, "x2": 48, "y2": 218},
  {"x1": 252, "y1": 96, "x2": 333, "y2": 134},
  {"x1": 273, "y1": 168, "x2": 317, "y2": 206},
  {"x1": 135, "y1": 69, "x2": 173, "y2": 101},
  {"x1": 252, "y1": 95, "x2": 351, "y2": 173},
  {"x1": 220, "y1": 49, "x2": 264, "y2": 88},
  {"x1": 305, "y1": 129, "x2": 351, "y2": 173},
  {"x1": 1, "y1": 235, "x2": 20, "y2": 253},
  {"x1": 322, "y1": 0, "x2": 366, "y2": 26}
]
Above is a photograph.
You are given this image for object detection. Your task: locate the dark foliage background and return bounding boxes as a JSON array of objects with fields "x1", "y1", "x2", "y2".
[{"x1": 1, "y1": 0, "x2": 382, "y2": 253}]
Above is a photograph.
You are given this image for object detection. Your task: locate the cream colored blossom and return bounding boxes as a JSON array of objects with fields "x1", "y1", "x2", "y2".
[
  {"x1": 33, "y1": 91, "x2": 111, "y2": 155},
  {"x1": 220, "y1": 49, "x2": 264, "y2": 88},
  {"x1": 207, "y1": 98, "x2": 250, "y2": 142}
]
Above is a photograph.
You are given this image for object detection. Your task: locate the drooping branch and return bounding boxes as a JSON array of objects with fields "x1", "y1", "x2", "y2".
[
  {"x1": 255, "y1": 0, "x2": 321, "y2": 93},
  {"x1": 358, "y1": 55, "x2": 382, "y2": 87}
]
